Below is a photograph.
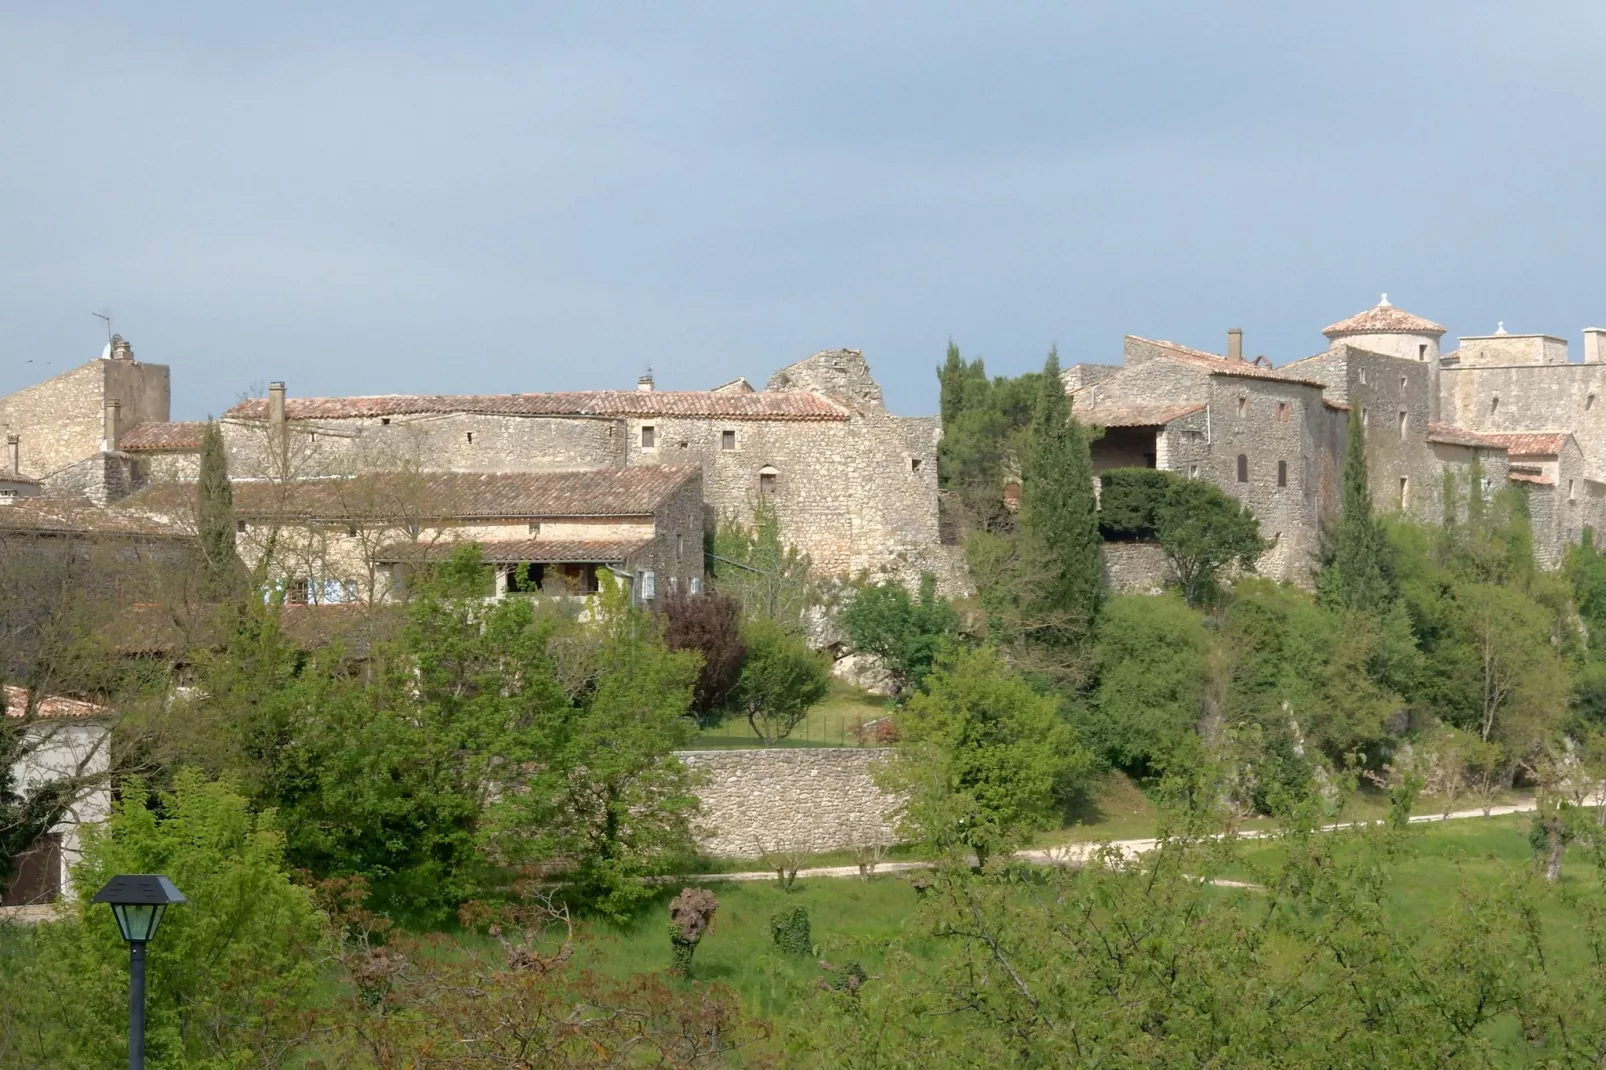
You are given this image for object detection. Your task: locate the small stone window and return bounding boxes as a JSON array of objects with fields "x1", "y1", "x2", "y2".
[
  {"x1": 1237, "y1": 396, "x2": 1249, "y2": 416},
  {"x1": 1399, "y1": 477, "x2": 1409, "y2": 509},
  {"x1": 346, "y1": 524, "x2": 358, "y2": 537},
  {"x1": 1399, "y1": 410, "x2": 1408, "y2": 439},
  {"x1": 1188, "y1": 463, "x2": 1200, "y2": 479},
  {"x1": 528, "y1": 521, "x2": 541, "y2": 536},
  {"x1": 910, "y1": 457, "x2": 922, "y2": 472},
  {"x1": 1491, "y1": 396, "x2": 1500, "y2": 414},
  {"x1": 641, "y1": 425, "x2": 655, "y2": 449},
  {"x1": 1589, "y1": 394, "x2": 1597, "y2": 412},
  {"x1": 1418, "y1": 344, "x2": 1427, "y2": 360},
  {"x1": 236, "y1": 519, "x2": 247, "y2": 534},
  {"x1": 1277, "y1": 459, "x2": 1287, "y2": 487},
  {"x1": 676, "y1": 533, "x2": 684, "y2": 563},
  {"x1": 1236, "y1": 454, "x2": 1248, "y2": 483},
  {"x1": 1276, "y1": 402, "x2": 1289, "y2": 423},
  {"x1": 466, "y1": 431, "x2": 474, "y2": 444},
  {"x1": 721, "y1": 429, "x2": 737, "y2": 450},
  {"x1": 380, "y1": 418, "x2": 391, "y2": 425},
  {"x1": 1400, "y1": 375, "x2": 1407, "y2": 390},
  {"x1": 1570, "y1": 479, "x2": 1577, "y2": 501},
  {"x1": 1359, "y1": 368, "x2": 1368, "y2": 385},
  {"x1": 1362, "y1": 407, "x2": 1370, "y2": 428},
  {"x1": 759, "y1": 466, "x2": 778, "y2": 497}
]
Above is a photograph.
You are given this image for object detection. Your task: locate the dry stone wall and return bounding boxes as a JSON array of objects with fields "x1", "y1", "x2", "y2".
[{"x1": 678, "y1": 748, "x2": 900, "y2": 858}]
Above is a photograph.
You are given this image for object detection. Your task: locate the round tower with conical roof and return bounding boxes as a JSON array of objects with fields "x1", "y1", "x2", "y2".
[{"x1": 1323, "y1": 294, "x2": 1448, "y2": 420}]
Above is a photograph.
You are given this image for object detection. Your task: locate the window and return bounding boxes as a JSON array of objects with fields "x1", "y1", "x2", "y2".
[
  {"x1": 1237, "y1": 396, "x2": 1249, "y2": 416},
  {"x1": 910, "y1": 457, "x2": 922, "y2": 472},
  {"x1": 346, "y1": 524, "x2": 358, "y2": 538},
  {"x1": 1188, "y1": 463, "x2": 1200, "y2": 479},
  {"x1": 721, "y1": 429, "x2": 736, "y2": 450},
  {"x1": 1491, "y1": 396, "x2": 1500, "y2": 414},
  {"x1": 690, "y1": 576, "x2": 702, "y2": 595},
  {"x1": 528, "y1": 521, "x2": 541, "y2": 536},
  {"x1": 676, "y1": 533, "x2": 684, "y2": 563},
  {"x1": 1276, "y1": 402, "x2": 1289, "y2": 423},
  {"x1": 759, "y1": 471, "x2": 777, "y2": 497},
  {"x1": 1277, "y1": 459, "x2": 1287, "y2": 487},
  {"x1": 286, "y1": 578, "x2": 310, "y2": 605},
  {"x1": 640, "y1": 425, "x2": 655, "y2": 449},
  {"x1": 1359, "y1": 368, "x2": 1368, "y2": 385},
  {"x1": 380, "y1": 418, "x2": 390, "y2": 425},
  {"x1": 1418, "y1": 344, "x2": 1427, "y2": 360},
  {"x1": 668, "y1": 576, "x2": 679, "y2": 595},
  {"x1": 1399, "y1": 410, "x2": 1408, "y2": 439},
  {"x1": 1400, "y1": 375, "x2": 1407, "y2": 390},
  {"x1": 1590, "y1": 394, "x2": 1597, "y2": 412},
  {"x1": 466, "y1": 431, "x2": 474, "y2": 444},
  {"x1": 236, "y1": 519, "x2": 247, "y2": 534},
  {"x1": 1236, "y1": 454, "x2": 1248, "y2": 483},
  {"x1": 1361, "y1": 407, "x2": 1370, "y2": 428},
  {"x1": 1570, "y1": 479, "x2": 1577, "y2": 501},
  {"x1": 1399, "y1": 477, "x2": 1409, "y2": 509}
]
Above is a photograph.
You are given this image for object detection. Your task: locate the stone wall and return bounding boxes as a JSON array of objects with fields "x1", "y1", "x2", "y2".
[
  {"x1": 0, "y1": 358, "x2": 169, "y2": 481},
  {"x1": 678, "y1": 748, "x2": 899, "y2": 858},
  {"x1": 1443, "y1": 362, "x2": 1606, "y2": 483},
  {"x1": 1100, "y1": 541, "x2": 1171, "y2": 594}
]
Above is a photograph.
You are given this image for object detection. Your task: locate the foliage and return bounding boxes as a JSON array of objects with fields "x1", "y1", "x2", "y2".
[
  {"x1": 667, "y1": 886, "x2": 720, "y2": 975},
  {"x1": 936, "y1": 343, "x2": 1040, "y2": 537},
  {"x1": 839, "y1": 573, "x2": 959, "y2": 698},
  {"x1": 734, "y1": 617, "x2": 832, "y2": 744},
  {"x1": 881, "y1": 645, "x2": 1092, "y2": 867},
  {"x1": 1085, "y1": 593, "x2": 1210, "y2": 776},
  {"x1": 660, "y1": 590, "x2": 747, "y2": 717},
  {"x1": 3, "y1": 771, "x2": 324, "y2": 1069},
  {"x1": 1094, "y1": 465, "x2": 1173, "y2": 540},
  {"x1": 196, "y1": 419, "x2": 244, "y2": 602},
  {"x1": 1096, "y1": 467, "x2": 1265, "y2": 605},
  {"x1": 1318, "y1": 405, "x2": 1397, "y2": 613},
  {"x1": 711, "y1": 499, "x2": 816, "y2": 633},
  {"x1": 770, "y1": 905, "x2": 814, "y2": 956}
]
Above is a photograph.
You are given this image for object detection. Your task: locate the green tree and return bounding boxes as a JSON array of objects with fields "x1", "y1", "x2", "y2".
[
  {"x1": 1318, "y1": 406, "x2": 1396, "y2": 613},
  {"x1": 710, "y1": 499, "x2": 815, "y2": 632},
  {"x1": 196, "y1": 419, "x2": 242, "y2": 601},
  {"x1": 1086, "y1": 593, "x2": 1210, "y2": 776},
  {"x1": 5, "y1": 771, "x2": 322, "y2": 1068},
  {"x1": 1150, "y1": 473, "x2": 1266, "y2": 606},
  {"x1": 733, "y1": 617, "x2": 831, "y2": 743},
  {"x1": 839, "y1": 573, "x2": 959, "y2": 698},
  {"x1": 880, "y1": 645, "x2": 1091, "y2": 867}
]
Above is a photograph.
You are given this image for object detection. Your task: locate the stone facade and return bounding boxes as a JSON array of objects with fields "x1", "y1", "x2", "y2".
[{"x1": 677, "y1": 748, "x2": 899, "y2": 857}]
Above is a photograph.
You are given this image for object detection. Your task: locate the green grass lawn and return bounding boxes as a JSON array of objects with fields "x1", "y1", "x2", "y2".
[{"x1": 691, "y1": 679, "x2": 892, "y2": 748}]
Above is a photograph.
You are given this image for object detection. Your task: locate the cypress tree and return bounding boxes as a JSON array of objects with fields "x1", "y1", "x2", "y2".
[
  {"x1": 938, "y1": 341, "x2": 967, "y2": 429},
  {"x1": 197, "y1": 419, "x2": 241, "y2": 601},
  {"x1": 1318, "y1": 406, "x2": 1395, "y2": 613},
  {"x1": 1018, "y1": 347, "x2": 1102, "y2": 639}
]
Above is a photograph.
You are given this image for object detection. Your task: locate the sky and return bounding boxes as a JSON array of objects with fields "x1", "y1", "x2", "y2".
[{"x1": 4, "y1": 3, "x2": 1606, "y2": 420}]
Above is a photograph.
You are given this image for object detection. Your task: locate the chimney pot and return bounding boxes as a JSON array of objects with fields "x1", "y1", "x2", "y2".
[
  {"x1": 637, "y1": 374, "x2": 655, "y2": 392},
  {"x1": 268, "y1": 381, "x2": 287, "y2": 423},
  {"x1": 1227, "y1": 328, "x2": 1244, "y2": 362},
  {"x1": 109, "y1": 334, "x2": 134, "y2": 361},
  {"x1": 1585, "y1": 329, "x2": 1606, "y2": 365}
]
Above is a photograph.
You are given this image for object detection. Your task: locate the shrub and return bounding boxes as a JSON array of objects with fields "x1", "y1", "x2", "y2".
[
  {"x1": 770, "y1": 905, "x2": 814, "y2": 955},
  {"x1": 1097, "y1": 467, "x2": 1174, "y2": 540},
  {"x1": 661, "y1": 592, "x2": 747, "y2": 717},
  {"x1": 668, "y1": 887, "x2": 719, "y2": 975}
]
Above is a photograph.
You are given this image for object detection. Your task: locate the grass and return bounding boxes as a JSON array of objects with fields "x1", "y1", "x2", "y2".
[{"x1": 691, "y1": 680, "x2": 892, "y2": 748}]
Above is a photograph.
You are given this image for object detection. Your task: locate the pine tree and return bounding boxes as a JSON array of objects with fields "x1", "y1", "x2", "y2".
[
  {"x1": 1318, "y1": 406, "x2": 1395, "y2": 613},
  {"x1": 197, "y1": 420, "x2": 241, "y2": 601},
  {"x1": 1017, "y1": 347, "x2": 1102, "y2": 641}
]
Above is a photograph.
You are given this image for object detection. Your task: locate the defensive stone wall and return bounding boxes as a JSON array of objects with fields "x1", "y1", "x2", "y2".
[{"x1": 677, "y1": 748, "x2": 900, "y2": 858}]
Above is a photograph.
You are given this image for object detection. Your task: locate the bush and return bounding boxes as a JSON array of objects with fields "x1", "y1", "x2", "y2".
[
  {"x1": 734, "y1": 619, "x2": 831, "y2": 744},
  {"x1": 1097, "y1": 467, "x2": 1175, "y2": 540},
  {"x1": 770, "y1": 905, "x2": 814, "y2": 955},
  {"x1": 661, "y1": 591, "x2": 748, "y2": 717}
]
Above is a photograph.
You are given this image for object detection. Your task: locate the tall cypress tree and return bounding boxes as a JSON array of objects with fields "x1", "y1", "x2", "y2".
[
  {"x1": 1318, "y1": 406, "x2": 1395, "y2": 613},
  {"x1": 938, "y1": 341, "x2": 967, "y2": 429},
  {"x1": 1018, "y1": 347, "x2": 1102, "y2": 640},
  {"x1": 197, "y1": 419, "x2": 241, "y2": 601}
]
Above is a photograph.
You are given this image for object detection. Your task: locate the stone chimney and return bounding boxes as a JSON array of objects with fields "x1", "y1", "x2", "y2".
[
  {"x1": 102, "y1": 399, "x2": 120, "y2": 451},
  {"x1": 109, "y1": 334, "x2": 134, "y2": 361},
  {"x1": 637, "y1": 373, "x2": 655, "y2": 392},
  {"x1": 268, "y1": 381, "x2": 287, "y2": 473},
  {"x1": 1227, "y1": 328, "x2": 1243, "y2": 362},
  {"x1": 6, "y1": 435, "x2": 18, "y2": 475},
  {"x1": 1585, "y1": 329, "x2": 1606, "y2": 364}
]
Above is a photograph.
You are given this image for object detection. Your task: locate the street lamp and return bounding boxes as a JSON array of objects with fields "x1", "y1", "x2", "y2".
[{"x1": 92, "y1": 874, "x2": 187, "y2": 1070}]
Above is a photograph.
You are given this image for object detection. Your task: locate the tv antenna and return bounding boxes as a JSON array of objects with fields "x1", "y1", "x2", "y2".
[{"x1": 91, "y1": 311, "x2": 113, "y2": 344}]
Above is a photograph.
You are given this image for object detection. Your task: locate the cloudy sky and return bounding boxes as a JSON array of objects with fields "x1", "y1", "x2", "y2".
[{"x1": 4, "y1": 3, "x2": 1605, "y2": 418}]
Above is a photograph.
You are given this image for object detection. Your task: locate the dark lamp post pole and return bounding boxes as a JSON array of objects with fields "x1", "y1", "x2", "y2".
[{"x1": 92, "y1": 875, "x2": 187, "y2": 1070}]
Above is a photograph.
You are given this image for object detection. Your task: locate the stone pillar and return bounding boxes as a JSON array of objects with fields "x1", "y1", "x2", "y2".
[
  {"x1": 1585, "y1": 329, "x2": 1606, "y2": 365},
  {"x1": 102, "y1": 399, "x2": 120, "y2": 451},
  {"x1": 268, "y1": 381, "x2": 287, "y2": 475}
]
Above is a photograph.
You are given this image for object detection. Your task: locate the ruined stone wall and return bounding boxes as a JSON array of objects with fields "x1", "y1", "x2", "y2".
[
  {"x1": 1100, "y1": 541, "x2": 1170, "y2": 594},
  {"x1": 0, "y1": 359, "x2": 170, "y2": 481},
  {"x1": 765, "y1": 349, "x2": 882, "y2": 408},
  {"x1": 1072, "y1": 355, "x2": 1211, "y2": 409},
  {"x1": 677, "y1": 748, "x2": 899, "y2": 857},
  {"x1": 1442, "y1": 363, "x2": 1606, "y2": 481}
]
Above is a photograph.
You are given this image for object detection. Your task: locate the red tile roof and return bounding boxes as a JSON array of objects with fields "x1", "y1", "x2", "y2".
[
  {"x1": 1323, "y1": 298, "x2": 1446, "y2": 337},
  {"x1": 120, "y1": 422, "x2": 207, "y2": 451},
  {"x1": 0, "y1": 498, "x2": 188, "y2": 538},
  {"x1": 1508, "y1": 471, "x2": 1556, "y2": 486},
  {"x1": 1129, "y1": 337, "x2": 1328, "y2": 387},
  {"x1": 0, "y1": 471, "x2": 40, "y2": 486},
  {"x1": 224, "y1": 390, "x2": 848, "y2": 422},
  {"x1": 1073, "y1": 402, "x2": 1205, "y2": 427},
  {"x1": 1477, "y1": 432, "x2": 1572, "y2": 457},
  {"x1": 1425, "y1": 423, "x2": 1510, "y2": 449},
  {"x1": 379, "y1": 536, "x2": 654, "y2": 564},
  {"x1": 128, "y1": 466, "x2": 699, "y2": 521},
  {"x1": 4, "y1": 685, "x2": 105, "y2": 719}
]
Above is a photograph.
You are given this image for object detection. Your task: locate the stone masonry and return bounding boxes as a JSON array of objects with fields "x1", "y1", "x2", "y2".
[{"x1": 677, "y1": 748, "x2": 900, "y2": 858}]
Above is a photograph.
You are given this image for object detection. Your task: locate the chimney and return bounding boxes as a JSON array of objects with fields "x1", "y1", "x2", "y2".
[
  {"x1": 268, "y1": 381, "x2": 287, "y2": 474},
  {"x1": 268, "y1": 381, "x2": 286, "y2": 426},
  {"x1": 6, "y1": 435, "x2": 18, "y2": 475},
  {"x1": 102, "y1": 399, "x2": 120, "y2": 451},
  {"x1": 109, "y1": 335, "x2": 134, "y2": 361},
  {"x1": 1586, "y1": 329, "x2": 1606, "y2": 365},
  {"x1": 637, "y1": 373, "x2": 655, "y2": 392},
  {"x1": 1227, "y1": 328, "x2": 1243, "y2": 362}
]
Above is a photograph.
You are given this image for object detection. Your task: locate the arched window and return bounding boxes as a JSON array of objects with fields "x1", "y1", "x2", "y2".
[
  {"x1": 1237, "y1": 454, "x2": 1248, "y2": 483},
  {"x1": 758, "y1": 465, "x2": 778, "y2": 498}
]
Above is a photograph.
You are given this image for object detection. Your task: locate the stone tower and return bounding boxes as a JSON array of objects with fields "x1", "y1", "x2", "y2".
[{"x1": 1322, "y1": 295, "x2": 1447, "y2": 421}]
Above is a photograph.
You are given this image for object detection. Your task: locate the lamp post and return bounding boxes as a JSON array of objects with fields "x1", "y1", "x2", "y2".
[{"x1": 92, "y1": 874, "x2": 187, "y2": 1070}]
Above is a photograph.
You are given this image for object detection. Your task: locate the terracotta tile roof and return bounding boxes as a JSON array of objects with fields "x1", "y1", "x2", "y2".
[
  {"x1": 4, "y1": 684, "x2": 106, "y2": 719},
  {"x1": 1425, "y1": 423, "x2": 1510, "y2": 449},
  {"x1": 1074, "y1": 402, "x2": 1205, "y2": 427},
  {"x1": 1508, "y1": 470, "x2": 1556, "y2": 486},
  {"x1": 120, "y1": 421, "x2": 207, "y2": 451},
  {"x1": 1131, "y1": 337, "x2": 1328, "y2": 388},
  {"x1": 1323, "y1": 400, "x2": 1352, "y2": 411},
  {"x1": 129, "y1": 466, "x2": 699, "y2": 521},
  {"x1": 378, "y1": 536, "x2": 653, "y2": 564},
  {"x1": 1323, "y1": 297, "x2": 1446, "y2": 337},
  {"x1": 0, "y1": 498, "x2": 188, "y2": 538},
  {"x1": 0, "y1": 471, "x2": 41, "y2": 486},
  {"x1": 223, "y1": 390, "x2": 848, "y2": 423},
  {"x1": 1477, "y1": 432, "x2": 1572, "y2": 457}
]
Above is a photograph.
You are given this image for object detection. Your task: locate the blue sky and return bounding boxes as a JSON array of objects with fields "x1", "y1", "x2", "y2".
[{"x1": 4, "y1": 3, "x2": 1606, "y2": 419}]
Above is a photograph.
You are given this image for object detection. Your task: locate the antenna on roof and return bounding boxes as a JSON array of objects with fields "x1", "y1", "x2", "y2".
[{"x1": 91, "y1": 311, "x2": 112, "y2": 343}]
